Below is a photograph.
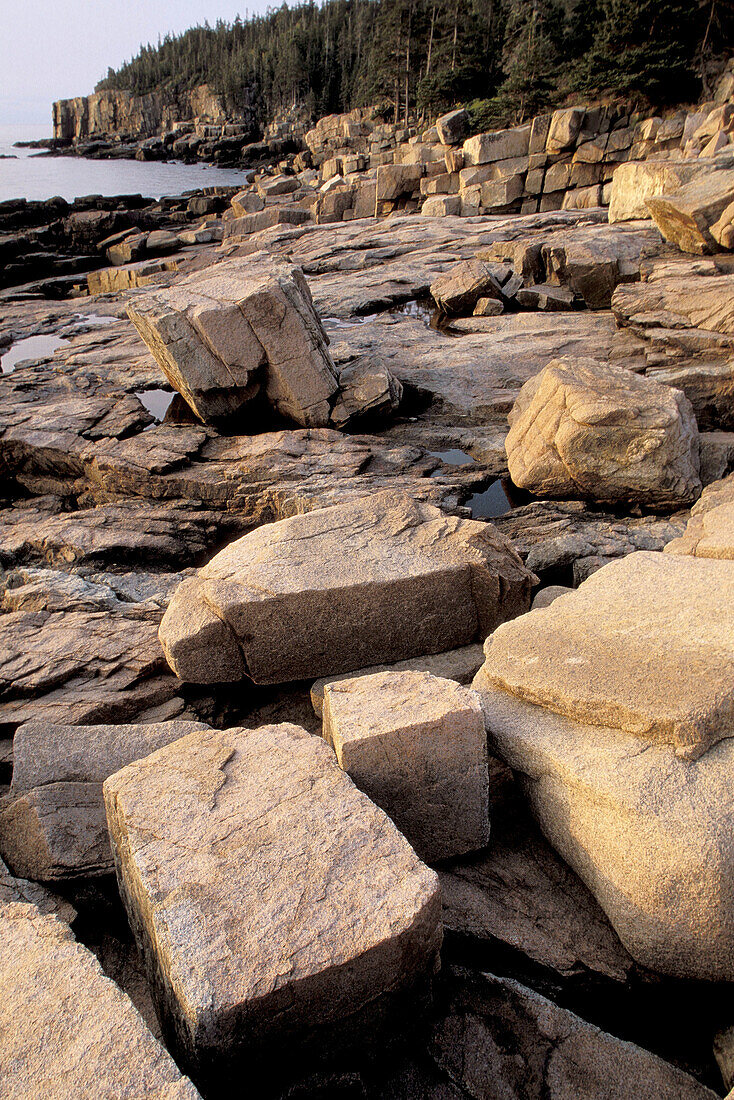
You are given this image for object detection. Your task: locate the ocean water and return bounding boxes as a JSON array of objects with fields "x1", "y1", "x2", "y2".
[{"x1": 0, "y1": 124, "x2": 250, "y2": 203}]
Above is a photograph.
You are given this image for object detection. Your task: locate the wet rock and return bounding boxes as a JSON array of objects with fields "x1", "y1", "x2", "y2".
[
  {"x1": 0, "y1": 720, "x2": 205, "y2": 882},
  {"x1": 127, "y1": 257, "x2": 339, "y2": 427},
  {"x1": 310, "y1": 644, "x2": 485, "y2": 718},
  {"x1": 158, "y1": 490, "x2": 534, "y2": 685},
  {"x1": 664, "y1": 472, "x2": 734, "y2": 558},
  {"x1": 0, "y1": 900, "x2": 200, "y2": 1099},
  {"x1": 505, "y1": 357, "x2": 701, "y2": 509},
  {"x1": 476, "y1": 551, "x2": 734, "y2": 760},
  {"x1": 431, "y1": 969, "x2": 718, "y2": 1098},
  {"x1": 104, "y1": 723, "x2": 442, "y2": 1091},
  {"x1": 323, "y1": 671, "x2": 489, "y2": 863}
]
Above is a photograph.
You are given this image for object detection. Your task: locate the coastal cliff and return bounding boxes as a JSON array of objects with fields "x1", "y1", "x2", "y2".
[{"x1": 52, "y1": 84, "x2": 235, "y2": 142}]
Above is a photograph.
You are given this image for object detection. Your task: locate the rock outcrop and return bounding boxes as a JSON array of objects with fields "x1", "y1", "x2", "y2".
[
  {"x1": 158, "y1": 490, "x2": 535, "y2": 685},
  {"x1": 505, "y1": 357, "x2": 701, "y2": 509},
  {"x1": 472, "y1": 680, "x2": 734, "y2": 982},
  {"x1": 104, "y1": 723, "x2": 442, "y2": 1090},
  {"x1": 647, "y1": 169, "x2": 734, "y2": 254},
  {"x1": 664, "y1": 472, "x2": 734, "y2": 558}
]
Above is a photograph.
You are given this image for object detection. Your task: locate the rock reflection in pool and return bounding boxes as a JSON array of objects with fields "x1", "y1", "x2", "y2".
[
  {"x1": 428, "y1": 448, "x2": 475, "y2": 467},
  {"x1": 1, "y1": 334, "x2": 69, "y2": 374},
  {"x1": 468, "y1": 478, "x2": 512, "y2": 519}
]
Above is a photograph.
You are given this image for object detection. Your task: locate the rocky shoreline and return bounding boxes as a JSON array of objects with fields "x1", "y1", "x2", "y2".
[{"x1": 2, "y1": 73, "x2": 734, "y2": 1100}]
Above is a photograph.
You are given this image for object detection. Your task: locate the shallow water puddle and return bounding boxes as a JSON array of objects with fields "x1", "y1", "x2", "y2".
[
  {"x1": 467, "y1": 479, "x2": 512, "y2": 519},
  {"x1": 135, "y1": 388, "x2": 175, "y2": 425},
  {"x1": 428, "y1": 448, "x2": 475, "y2": 466},
  {"x1": 1, "y1": 333, "x2": 69, "y2": 374}
]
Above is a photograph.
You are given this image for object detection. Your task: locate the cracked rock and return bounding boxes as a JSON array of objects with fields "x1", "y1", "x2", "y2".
[
  {"x1": 158, "y1": 490, "x2": 535, "y2": 685},
  {"x1": 104, "y1": 722, "x2": 442, "y2": 1092}
]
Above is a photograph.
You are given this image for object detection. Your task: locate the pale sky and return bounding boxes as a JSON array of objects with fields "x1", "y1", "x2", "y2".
[{"x1": 0, "y1": 1, "x2": 276, "y2": 127}]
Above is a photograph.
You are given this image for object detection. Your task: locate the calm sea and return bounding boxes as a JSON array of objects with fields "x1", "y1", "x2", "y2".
[{"x1": 0, "y1": 124, "x2": 250, "y2": 204}]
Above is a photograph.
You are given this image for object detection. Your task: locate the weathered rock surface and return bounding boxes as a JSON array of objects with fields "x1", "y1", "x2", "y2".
[
  {"x1": 472, "y1": 680, "x2": 734, "y2": 982},
  {"x1": 0, "y1": 603, "x2": 182, "y2": 731},
  {"x1": 0, "y1": 720, "x2": 205, "y2": 881},
  {"x1": 664, "y1": 472, "x2": 734, "y2": 558},
  {"x1": 438, "y1": 762, "x2": 635, "y2": 983},
  {"x1": 0, "y1": 856, "x2": 76, "y2": 924},
  {"x1": 159, "y1": 491, "x2": 534, "y2": 685},
  {"x1": 127, "y1": 257, "x2": 339, "y2": 426},
  {"x1": 323, "y1": 671, "x2": 489, "y2": 863},
  {"x1": 310, "y1": 643, "x2": 484, "y2": 717},
  {"x1": 0, "y1": 900, "x2": 200, "y2": 1099},
  {"x1": 647, "y1": 169, "x2": 734, "y2": 254},
  {"x1": 104, "y1": 723, "x2": 442, "y2": 1089},
  {"x1": 476, "y1": 551, "x2": 734, "y2": 760},
  {"x1": 431, "y1": 969, "x2": 718, "y2": 1098},
  {"x1": 492, "y1": 499, "x2": 688, "y2": 584},
  {"x1": 505, "y1": 357, "x2": 701, "y2": 509},
  {"x1": 430, "y1": 259, "x2": 506, "y2": 315},
  {"x1": 608, "y1": 160, "x2": 704, "y2": 223}
]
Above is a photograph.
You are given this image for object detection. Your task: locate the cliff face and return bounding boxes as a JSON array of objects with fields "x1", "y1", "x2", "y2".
[{"x1": 52, "y1": 84, "x2": 233, "y2": 142}]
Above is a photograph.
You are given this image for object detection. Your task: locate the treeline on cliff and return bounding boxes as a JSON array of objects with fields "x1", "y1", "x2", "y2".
[{"x1": 96, "y1": 0, "x2": 733, "y2": 127}]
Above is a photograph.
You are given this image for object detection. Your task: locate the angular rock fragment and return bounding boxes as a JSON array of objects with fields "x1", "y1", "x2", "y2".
[
  {"x1": 647, "y1": 169, "x2": 734, "y2": 254},
  {"x1": 127, "y1": 257, "x2": 339, "y2": 427},
  {"x1": 608, "y1": 160, "x2": 703, "y2": 222},
  {"x1": 310, "y1": 643, "x2": 485, "y2": 717},
  {"x1": 462, "y1": 126, "x2": 530, "y2": 166},
  {"x1": 323, "y1": 671, "x2": 489, "y2": 862},
  {"x1": 506, "y1": 357, "x2": 701, "y2": 509},
  {"x1": 330, "y1": 354, "x2": 403, "y2": 427},
  {"x1": 104, "y1": 723, "x2": 442, "y2": 1090},
  {"x1": 159, "y1": 491, "x2": 534, "y2": 685},
  {"x1": 477, "y1": 551, "x2": 734, "y2": 761},
  {"x1": 0, "y1": 720, "x2": 206, "y2": 881},
  {"x1": 430, "y1": 259, "x2": 507, "y2": 315},
  {"x1": 0, "y1": 900, "x2": 200, "y2": 1099},
  {"x1": 436, "y1": 109, "x2": 469, "y2": 147}
]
